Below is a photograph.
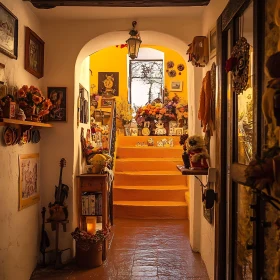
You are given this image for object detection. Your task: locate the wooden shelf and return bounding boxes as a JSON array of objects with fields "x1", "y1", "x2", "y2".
[
  {"x1": 77, "y1": 173, "x2": 107, "y2": 177},
  {"x1": 0, "y1": 118, "x2": 52, "y2": 127},
  {"x1": 177, "y1": 165, "x2": 208, "y2": 175}
]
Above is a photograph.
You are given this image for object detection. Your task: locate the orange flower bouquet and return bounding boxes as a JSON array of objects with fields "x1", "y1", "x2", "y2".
[{"x1": 17, "y1": 85, "x2": 52, "y2": 121}]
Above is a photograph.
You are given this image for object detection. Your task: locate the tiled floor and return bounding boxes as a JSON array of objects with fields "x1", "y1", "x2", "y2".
[{"x1": 31, "y1": 219, "x2": 209, "y2": 280}]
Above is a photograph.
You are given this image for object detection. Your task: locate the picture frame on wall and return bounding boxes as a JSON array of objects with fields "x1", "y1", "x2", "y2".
[
  {"x1": 101, "y1": 98, "x2": 114, "y2": 108},
  {"x1": 47, "y1": 87, "x2": 67, "y2": 122},
  {"x1": 174, "y1": 127, "x2": 183, "y2": 135},
  {"x1": 170, "y1": 81, "x2": 183, "y2": 92},
  {"x1": 0, "y1": 3, "x2": 18, "y2": 59},
  {"x1": 24, "y1": 27, "x2": 44, "y2": 78},
  {"x1": 209, "y1": 25, "x2": 217, "y2": 59},
  {"x1": 98, "y1": 72, "x2": 119, "y2": 97},
  {"x1": 19, "y1": 153, "x2": 40, "y2": 211}
]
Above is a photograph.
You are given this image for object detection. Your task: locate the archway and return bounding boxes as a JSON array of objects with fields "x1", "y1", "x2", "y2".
[{"x1": 73, "y1": 30, "x2": 203, "y2": 253}]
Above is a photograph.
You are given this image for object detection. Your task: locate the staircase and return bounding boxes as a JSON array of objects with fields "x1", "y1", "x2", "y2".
[{"x1": 113, "y1": 135, "x2": 189, "y2": 219}]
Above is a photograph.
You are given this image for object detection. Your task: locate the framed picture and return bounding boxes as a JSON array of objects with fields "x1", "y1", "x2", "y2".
[
  {"x1": 130, "y1": 128, "x2": 138, "y2": 136},
  {"x1": 0, "y1": 3, "x2": 18, "y2": 59},
  {"x1": 170, "y1": 81, "x2": 183, "y2": 92},
  {"x1": 174, "y1": 127, "x2": 183, "y2": 135},
  {"x1": 24, "y1": 27, "x2": 44, "y2": 78},
  {"x1": 19, "y1": 153, "x2": 40, "y2": 210},
  {"x1": 98, "y1": 72, "x2": 119, "y2": 97},
  {"x1": 47, "y1": 87, "x2": 67, "y2": 121},
  {"x1": 209, "y1": 25, "x2": 217, "y2": 59},
  {"x1": 169, "y1": 121, "x2": 178, "y2": 135},
  {"x1": 101, "y1": 98, "x2": 114, "y2": 108}
]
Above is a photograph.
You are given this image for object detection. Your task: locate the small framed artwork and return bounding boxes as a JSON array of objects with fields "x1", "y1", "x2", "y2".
[
  {"x1": 101, "y1": 98, "x2": 114, "y2": 108},
  {"x1": 209, "y1": 25, "x2": 217, "y2": 59},
  {"x1": 174, "y1": 127, "x2": 183, "y2": 135},
  {"x1": 98, "y1": 72, "x2": 119, "y2": 97},
  {"x1": 19, "y1": 153, "x2": 40, "y2": 210},
  {"x1": 47, "y1": 87, "x2": 67, "y2": 121},
  {"x1": 124, "y1": 127, "x2": 130, "y2": 136},
  {"x1": 130, "y1": 128, "x2": 138, "y2": 136},
  {"x1": 24, "y1": 27, "x2": 44, "y2": 78},
  {"x1": 0, "y1": 3, "x2": 18, "y2": 59},
  {"x1": 169, "y1": 121, "x2": 178, "y2": 135},
  {"x1": 170, "y1": 81, "x2": 183, "y2": 92}
]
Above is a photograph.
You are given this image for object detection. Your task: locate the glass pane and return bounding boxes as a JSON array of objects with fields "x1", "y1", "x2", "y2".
[
  {"x1": 130, "y1": 60, "x2": 163, "y2": 108},
  {"x1": 263, "y1": 1, "x2": 280, "y2": 279},
  {"x1": 237, "y1": 2, "x2": 254, "y2": 164},
  {"x1": 235, "y1": 185, "x2": 253, "y2": 280}
]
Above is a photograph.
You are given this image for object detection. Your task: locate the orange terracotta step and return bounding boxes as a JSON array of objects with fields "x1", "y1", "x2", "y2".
[
  {"x1": 114, "y1": 171, "x2": 187, "y2": 186},
  {"x1": 114, "y1": 185, "x2": 188, "y2": 202},
  {"x1": 117, "y1": 135, "x2": 181, "y2": 147},
  {"x1": 116, "y1": 147, "x2": 182, "y2": 159},
  {"x1": 115, "y1": 158, "x2": 182, "y2": 172},
  {"x1": 113, "y1": 201, "x2": 188, "y2": 219}
]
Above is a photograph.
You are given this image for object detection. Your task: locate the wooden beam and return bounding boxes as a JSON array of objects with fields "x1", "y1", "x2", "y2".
[{"x1": 23, "y1": 0, "x2": 210, "y2": 9}]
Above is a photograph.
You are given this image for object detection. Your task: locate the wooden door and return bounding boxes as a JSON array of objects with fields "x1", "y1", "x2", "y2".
[{"x1": 215, "y1": 0, "x2": 265, "y2": 279}]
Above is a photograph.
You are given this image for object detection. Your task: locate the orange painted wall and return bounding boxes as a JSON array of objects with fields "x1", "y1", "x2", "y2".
[{"x1": 90, "y1": 45, "x2": 187, "y2": 103}]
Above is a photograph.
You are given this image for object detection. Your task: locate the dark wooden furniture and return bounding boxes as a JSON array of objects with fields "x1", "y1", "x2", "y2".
[
  {"x1": 24, "y1": 0, "x2": 211, "y2": 9},
  {"x1": 76, "y1": 174, "x2": 110, "y2": 260},
  {"x1": 176, "y1": 164, "x2": 208, "y2": 175}
]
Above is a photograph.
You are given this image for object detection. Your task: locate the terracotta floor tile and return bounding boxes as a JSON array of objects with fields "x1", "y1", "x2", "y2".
[{"x1": 31, "y1": 218, "x2": 209, "y2": 280}]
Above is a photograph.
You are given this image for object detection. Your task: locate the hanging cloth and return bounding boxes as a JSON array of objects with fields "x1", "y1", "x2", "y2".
[
  {"x1": 187, "y1": 36, "x2": 209, "y2": 67},
  {"x1": 198, "y1": 71, "x2": 214, "y2": 135}
]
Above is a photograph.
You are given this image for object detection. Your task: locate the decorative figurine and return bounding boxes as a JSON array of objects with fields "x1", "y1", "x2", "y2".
[
  {"x1": 155, "y1": 120, "x2": 166, "y2": 135},
  {"x1": 147, "y1": 137, "x2": 154, "y2": 146},
  {"x1": 142, "y1": 121, "x2": 150, "y2": 136},
  {"x1": 185, "y1": 135, "x2": 209, "y2": 169}
]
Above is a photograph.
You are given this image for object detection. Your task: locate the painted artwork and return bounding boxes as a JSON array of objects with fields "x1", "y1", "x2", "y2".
[
  {"x1": 98, "y1": 72, "x2": 119, "y2": 97},
  {"x1": 19, "y1": 154, "x2": 40, "y2": 210},
  {"x1": 47, "y1": 87, "x2": 67, "y2": 121},
  {"x1": 0, "y1": 3, "x2": 18, "y2": 59},
  {"x1": 24, "y1": 27, "x2": 44, "y2": 78}
]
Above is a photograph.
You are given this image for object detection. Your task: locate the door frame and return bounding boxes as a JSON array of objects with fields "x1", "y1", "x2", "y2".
[{"x1": 215, "y1": 0, "x2": 265, "y2": 279}]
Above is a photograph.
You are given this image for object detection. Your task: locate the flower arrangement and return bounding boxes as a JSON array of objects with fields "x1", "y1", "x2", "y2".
[
  {"x1": 71, "y1": 226, "x2": 111, "y2": 251},
  {"x1": 116, "y1": 97, "x2": 134, "y2": 125},
  {"x1": 135, "y1": 97, "x2": 178, "y2": 126},
  {"x1": 176, "y1": 102, "x2": 188, "y2": 121},
  {"x1": 17, "y1": 85, "x2": 52, "y2": 119}
]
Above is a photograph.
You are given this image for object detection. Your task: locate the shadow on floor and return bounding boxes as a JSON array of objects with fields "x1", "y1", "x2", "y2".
[{"x1": 31, "y1": 218, "x2": 209, "y2": 280}]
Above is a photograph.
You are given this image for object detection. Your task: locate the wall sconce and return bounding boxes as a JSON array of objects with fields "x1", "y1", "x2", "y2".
[
  {"x1": 86, "y1": 216, "x2": 96, "y2": 234},
  {"x1": 126, "y1": 21, "x2": 142, "y2": 59}
]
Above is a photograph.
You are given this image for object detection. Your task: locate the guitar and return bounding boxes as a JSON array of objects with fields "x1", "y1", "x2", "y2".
[
  {"x1": 48, "y1": 158, "x2": 69, "y2": 221},
  {"x1": 55, "y1": 158, "x2": 69, "y2": 206}
]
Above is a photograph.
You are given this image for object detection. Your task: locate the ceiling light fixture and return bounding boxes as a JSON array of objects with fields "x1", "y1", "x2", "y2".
[{"x1": 126, "y1": 21, "x2": 142, "y2": 60}]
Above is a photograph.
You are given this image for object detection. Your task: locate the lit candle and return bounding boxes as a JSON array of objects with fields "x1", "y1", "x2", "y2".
[{"x1": 86, "y1": 216, "x2": 96, "y2": 235}]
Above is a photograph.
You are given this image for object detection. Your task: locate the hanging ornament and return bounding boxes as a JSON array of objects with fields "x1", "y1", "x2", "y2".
[
  {"x1": 167, "y1": 61, "x2": 174, "y2": 68},
  {"x1": 225, "y1": 37, "x2": 250, "y2": 95},
  {"x1": 168, "y1": 70, "x2": 176, "y2": 77},
  {"x1": 177, "y1": 64, "x2": 185, "y2": 71}
]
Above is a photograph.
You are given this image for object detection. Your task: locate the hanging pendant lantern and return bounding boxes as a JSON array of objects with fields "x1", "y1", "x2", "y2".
[{"x1": 126, "y1": 21, "x2": 142, "y2": 60}]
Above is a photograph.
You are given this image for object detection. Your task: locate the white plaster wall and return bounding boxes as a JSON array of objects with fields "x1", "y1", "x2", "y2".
[
  {"x1": 196, "y1": 0, "x2": 229, "y2": 279},
  {"x1": 0, "y1": 0, "x2": 44, "y2": 279},
  {"x1": 37, "y1": 15, "x2": 203, "y2": 255}
]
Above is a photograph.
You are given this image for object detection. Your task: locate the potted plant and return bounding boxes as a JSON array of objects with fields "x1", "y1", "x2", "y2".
[
  {"x1": 17, "y1": 85, "x2": 52, "y2": 121},
  {"x1": 71, "y1": 226, "x2": 111, "y2": 268}
]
